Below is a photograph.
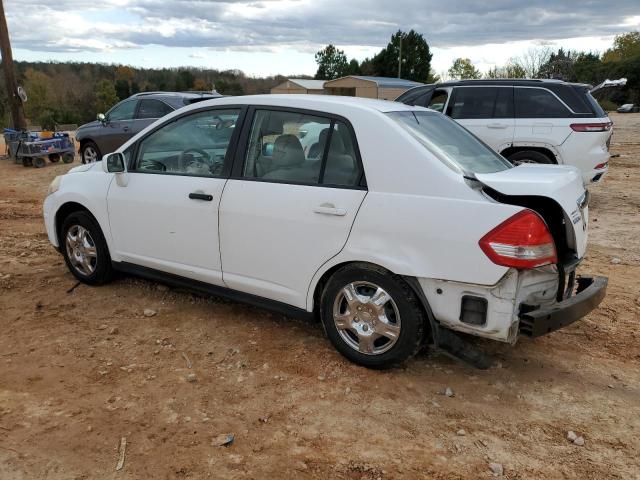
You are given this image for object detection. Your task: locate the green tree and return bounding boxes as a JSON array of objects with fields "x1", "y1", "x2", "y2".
[
  {"x1": 114, "y1": 79, "x2": 131, "y2": 100},
  {"x1": 346, "y1": 58, "x2": 361, "y2": 76},
  {"x1": 569, "y1": 52, "x2": 602, "y2": 84},
  {"x1": 603, "y1": 31, "x2": 640, "y2": 62},
  {"x1": 95, "y1": 80, "x2": 118, "y2": 114},
  {"x1": 371, "y1": 30, "x2": 433, "y2": 81},
  {"x1": 314, "y1": 44, "x2": 349, "y2": 80},
  {"x1": 538, "y1": 48, "x2": 575, "y2": 79},
  {"x1": 175, "y1": 69, "x2": 195, "y2": 91},
  {"x1": 23, "y1": 68, "x2": 54, "y2": 127},
  {"x1": 448, "y1": 58, "x2": 481, "y2": 80}
]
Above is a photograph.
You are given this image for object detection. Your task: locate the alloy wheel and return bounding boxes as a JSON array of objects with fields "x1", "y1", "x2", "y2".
[
  {"x1": 83, "y1": 146, "x2": 98, "y2": 163},
  {"x1": 332, "y1": 281, "x2": 401, "y2": 355},
  {"x1": 65, "y1": 225, "x2": 98, "y2": 276}
]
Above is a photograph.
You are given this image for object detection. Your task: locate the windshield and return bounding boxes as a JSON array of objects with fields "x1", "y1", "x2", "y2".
[{"x1": 388, "y1": 111, "x2": 512, "y2": 174}]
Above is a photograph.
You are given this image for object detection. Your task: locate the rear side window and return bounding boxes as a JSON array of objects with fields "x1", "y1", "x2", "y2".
[
  {"x1": 242, "y1": 109, "x2": 362, "y2": 187},
  {"x1": 428, "y1": 89, "x2": 449, "y2": 112},
  {"x1": 515, "y1": 88, "x2": 571, "y2": 118},
  {"x1": 137, "y1": 99, "x2": 173, "y2": 119},
  {"x1": 450, "y1": 87, "x2": 513, "y2": 119}
]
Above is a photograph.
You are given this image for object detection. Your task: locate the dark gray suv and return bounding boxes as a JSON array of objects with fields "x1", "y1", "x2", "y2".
[{"x1": 76, "y1": 91, "x2": 222, "y2": 163}]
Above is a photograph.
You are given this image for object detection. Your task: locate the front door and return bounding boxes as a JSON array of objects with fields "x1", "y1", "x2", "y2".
[
  {"x1": 100, "y1": 99, "x2": 139, "y2": 154},
  {"x1": 106, "y1": 107, "x2": 243, "y2": 285},
  {"x1": 448, "y1": 86, "x2": 515, "y2": 153},
  {"x1": 219, "y1": 108, "x2": 367, "y2": 308}
]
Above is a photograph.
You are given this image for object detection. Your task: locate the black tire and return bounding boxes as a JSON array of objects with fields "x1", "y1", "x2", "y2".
[
  {"x1": 81, "y1": 141, "x2": 101, "y2": 164},
  {"x1": 507, "y1": 150, "x2": 553, "y2": 165},
  {"x1": 60, "y1": 211, "x2": 113, "y2": 285},
  {"x1": 22, "y1": 157, "x2": 33, "y2": 167},
  {"x1": 33, "y1": 157, "x2": 46, "y2": 168},
  {"x1": 62, "y1": 152, "x2": 75, "y2": 164},
  {"x1": 320, "y1": 263, "x2": 426, "y2": 369},
  {"x1": 48, "y1": 153, "x2": 61, "y2": 163}
]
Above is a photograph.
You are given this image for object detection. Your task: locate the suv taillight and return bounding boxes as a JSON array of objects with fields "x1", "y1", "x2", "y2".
[
  {"x1": 479, "y1": 210, "x2": 557, "y2": 269},
  {"x1": 570, "y1": 122, "x2": 612, "y2": 132}
]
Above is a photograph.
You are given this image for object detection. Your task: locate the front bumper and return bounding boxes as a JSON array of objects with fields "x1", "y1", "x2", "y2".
[{"x1": 518, "y1": 276, "x2": 607, "y2": 337}]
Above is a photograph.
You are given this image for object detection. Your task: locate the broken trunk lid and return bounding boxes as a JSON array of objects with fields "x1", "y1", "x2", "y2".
[{"x1": 474, "y1": 164, "x2": 589, "y2": 258}]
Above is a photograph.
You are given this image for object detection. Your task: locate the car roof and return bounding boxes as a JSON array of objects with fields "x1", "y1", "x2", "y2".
[
  {"x1": 404, "y1": 78, "x2": 592, "y2": 90},
  {"x1": 179, "y1": 94, "x2": 423, "y2": 114}
]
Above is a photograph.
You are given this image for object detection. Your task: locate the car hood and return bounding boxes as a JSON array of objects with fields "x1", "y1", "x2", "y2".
[
  {"x1": 476, "y1": 164, "x2": 589, "y2": 258},
  {"x1": 77, "y1": 120, "x2": 101, "y2": 131}
]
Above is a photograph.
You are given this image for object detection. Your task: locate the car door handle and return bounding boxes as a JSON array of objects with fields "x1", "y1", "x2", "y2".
[
  {"x1": 189, "y1": 193, "x2": 213, "y2": 201},
  {"x1": 487, "y1": 123, "x2": 508, "y2": 129},
  {"x1": 313, "y1": 204, "x2": 347, "y2": 216},
  {"x1": 122, "y1": 126, "x2": 129, "y2": 132}
]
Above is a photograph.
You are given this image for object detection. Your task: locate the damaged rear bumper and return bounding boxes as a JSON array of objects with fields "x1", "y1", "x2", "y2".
[{"x1": 518, "y1": 276, "x2": 608, "y2": 337}]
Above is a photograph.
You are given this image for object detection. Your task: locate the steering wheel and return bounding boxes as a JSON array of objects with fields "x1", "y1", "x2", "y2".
[{"x1": 179, "y1": 148, "x2": 211, "y2": 172}]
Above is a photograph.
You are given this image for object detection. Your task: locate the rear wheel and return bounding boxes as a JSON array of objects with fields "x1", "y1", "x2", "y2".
[
  {"x1": 62, "y1": 152, "x2": 75, "y2": 164},
  {"x1": 61, "y1": 211, "x2": 113, "y2": 285},
  {"x1": 22, "y1": 157, "x2": 33, "y2": 167},
  {"x1": 33, "y1": 157, "x2": 46, "y2": 168},
  {"x1": 48, "y1": 153, "x2": 61, "y2": 163},
  {"x1": 507, "y1": 150, "x2": 553, "y2": 165},
  {"x1": 320, "y1": 263, "x2": 426, "y2": 369},
  {"x1": 82, "y1": 141, "x2": 100, "y2": 164}
]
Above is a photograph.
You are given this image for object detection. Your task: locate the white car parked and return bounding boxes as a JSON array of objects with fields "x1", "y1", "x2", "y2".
[{"x1": 44, "y1": 95, "x2": 607, "y2": 368}]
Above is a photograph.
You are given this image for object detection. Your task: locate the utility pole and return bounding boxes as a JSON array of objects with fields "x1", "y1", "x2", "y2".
[
  {"x1": 398, "y1": 35, "x2": 402, "y2": 78},
  {"x1": 0, "y1": 0, "x2": 27, "y2": 130}
]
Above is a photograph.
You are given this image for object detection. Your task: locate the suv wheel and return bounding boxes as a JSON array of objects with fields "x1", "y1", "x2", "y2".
[
  {"x1": 61, "y1": 211, "x2": 113, "y2": 285},
  {"x1": 507, "y1": 150, "x2": 553, "y2": 165},
  {"x1": 320, "y1": 263, "x2": 426, "y2": 369},
  {"x1": 82, "y1": 141, "x2": 101, "y2": 164}
]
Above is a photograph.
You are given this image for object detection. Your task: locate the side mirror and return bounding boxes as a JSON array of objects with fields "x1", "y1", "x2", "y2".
[
  {"x1": 97, "y1": 113, "x2": 106, "y2": 124},
  {"x1": 102, "y1": 152, "x2": 125, "y2": 173}
]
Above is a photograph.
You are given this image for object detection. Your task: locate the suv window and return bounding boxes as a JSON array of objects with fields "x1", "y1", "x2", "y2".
[
  {"x1": 450, "y1": 87, "x2": 514, "y2": 119},
  {"x1": 428, "y1": 89, "x2": 449, "y2": 112},
  {"x1": 515, "y1": 87, "x2": 571, "y2": 118},
  {"x1": 137, "y1": 99, "x2": 173, "y2": 119},
  {"x1": 134, "y1": 109, "x2": 240, "y2": 177},
  {"x1": 108, "y1": 100, "x2": 137, "y2": 121}
]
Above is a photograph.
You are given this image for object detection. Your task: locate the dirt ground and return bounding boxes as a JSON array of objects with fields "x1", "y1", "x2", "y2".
[{"x1": 0, "y1": 114, "x2": 638, "y2": 480}]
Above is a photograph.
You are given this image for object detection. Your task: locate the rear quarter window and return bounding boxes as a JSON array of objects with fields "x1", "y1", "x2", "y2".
[{"x1": 514, "y1": 88, "x2": 571, "y2": 118}]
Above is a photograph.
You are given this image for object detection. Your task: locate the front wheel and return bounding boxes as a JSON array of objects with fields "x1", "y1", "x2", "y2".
[
  {"x1": 81, "y1": 141, "x2": 101, "y2": 164},
  {"x1": 320, "y1": 263, "x2": 426, "y2": 369},
  {"x1": 61, "y1": 211, "x2": 113, "y2": 285}
]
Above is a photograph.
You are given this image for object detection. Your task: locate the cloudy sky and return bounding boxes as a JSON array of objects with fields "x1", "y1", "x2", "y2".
[{"x1": 6, "y1": 0, "x2": 640, "y2": 77}]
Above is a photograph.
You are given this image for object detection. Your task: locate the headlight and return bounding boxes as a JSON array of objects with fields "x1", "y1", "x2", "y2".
[{"x1": 47, "y1": 175, "x2": 62, "y2": 196}]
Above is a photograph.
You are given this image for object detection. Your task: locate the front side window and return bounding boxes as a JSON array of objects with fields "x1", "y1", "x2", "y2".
[
  {"x1": 388, "y1": 111, "x2": 512, "y2": 174},
  {"x1": 137, "y1": 99, "x2": 174, "y2": 119},
  {"x1": 108, "y1": 100, "x2": 137, "y2": 121},
  {"x1": 134, "y1": 109, "x2": 240, "y2": 177},
  {"x1": 243, "y1": 109, "x2": 362, "y2": 187},
  {"x1": 515, "y1": 88, "x2": 571, "y2": 118},
  {"x1": 427, "y1": 89, "x2": 449, "y2": 112}
]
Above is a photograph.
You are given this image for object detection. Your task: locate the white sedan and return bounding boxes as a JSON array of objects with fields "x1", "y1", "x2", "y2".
[{"x1": 44, "y1": 95, "x2": 607, "y2": 368}]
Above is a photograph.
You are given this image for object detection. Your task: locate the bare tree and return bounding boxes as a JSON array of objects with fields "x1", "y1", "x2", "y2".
[{"x1": 510, "y1": 47, "x2": 552, "y2": 78}]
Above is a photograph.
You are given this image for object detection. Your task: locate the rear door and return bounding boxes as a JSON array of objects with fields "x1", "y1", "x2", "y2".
[
  {"x1": 219, "y1": 108, "x2": 367, "y2": 309},
  {"x1": 513, "y1": 87, "x2": 574, "y2": 146},
  {"x1": 448, "y1": 86, "x2": 514, "y2": 153}
]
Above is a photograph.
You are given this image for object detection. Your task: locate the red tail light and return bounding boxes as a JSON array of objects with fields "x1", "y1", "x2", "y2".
[
  {"x1": 570, "y1": 122, "x2": 612, "y2": 132},
  {"x1": 479, "y1": 210, "x2": 557, "y2": 269}
]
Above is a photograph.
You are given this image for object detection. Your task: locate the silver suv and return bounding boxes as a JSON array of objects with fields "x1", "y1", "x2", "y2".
[{"x1": 76, "y1": 91, "x2": 221, "y2": 163}]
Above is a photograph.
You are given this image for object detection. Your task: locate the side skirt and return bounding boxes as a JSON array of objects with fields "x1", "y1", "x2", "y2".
[{"x1": 112, "y1": 261, "x2": 315, "y2": 322}]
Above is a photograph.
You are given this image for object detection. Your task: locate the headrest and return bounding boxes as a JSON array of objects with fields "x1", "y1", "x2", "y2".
[{"x1": 272, "y1": 134, "x2": 305, "y2": 168}]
